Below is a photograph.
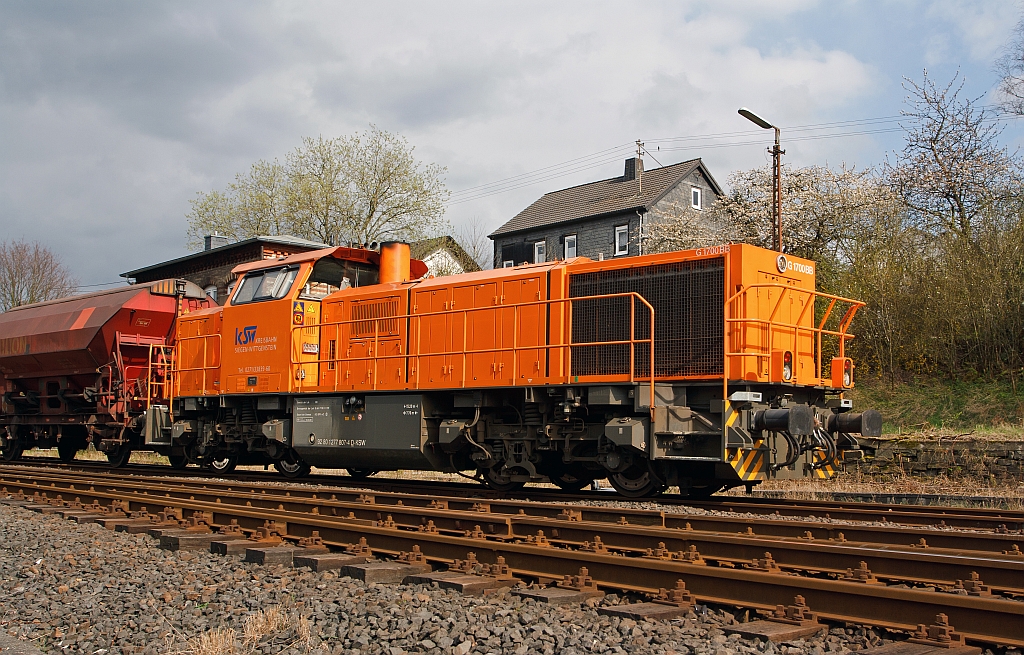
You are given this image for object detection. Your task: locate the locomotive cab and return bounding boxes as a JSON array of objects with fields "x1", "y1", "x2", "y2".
[{"x1": 170, "y1": 246, "x2": 427, "y2": 473}]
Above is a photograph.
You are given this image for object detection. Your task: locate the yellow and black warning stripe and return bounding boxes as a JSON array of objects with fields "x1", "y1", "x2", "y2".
[
  {"x1": 809, "y1": 449, "x2": 839, "y2": 479},
  {"x1": 727, "y1": 445, "x2": 768, "y2": 481}
]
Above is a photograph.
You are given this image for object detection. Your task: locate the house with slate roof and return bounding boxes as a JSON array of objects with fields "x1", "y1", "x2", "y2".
[{"x1": 489, "y1": 157, "x2": 723, "y2": 267}]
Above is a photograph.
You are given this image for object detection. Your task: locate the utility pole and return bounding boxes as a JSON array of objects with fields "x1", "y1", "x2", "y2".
[
  {"x1": 635, "y1": 139, "x2": 644, "y2": 196},
  {"x1": 738, "y1": 108, "x2": 785, "y2": 252},
  {"x1": 770, "y1": 126, "x2": 784, "y2": 252}
]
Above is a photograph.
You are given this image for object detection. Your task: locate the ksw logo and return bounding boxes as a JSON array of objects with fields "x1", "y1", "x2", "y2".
[{"x1": 235, "y1": 325, "x2": 257, "y2": 346}]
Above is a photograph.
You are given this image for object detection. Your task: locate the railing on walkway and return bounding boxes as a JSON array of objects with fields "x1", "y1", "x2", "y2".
[
  {"x1": 724, "y1": 283, "x2": 864, "y2": 386},
  {"x1": 290, "y1": 292, "x2": 656, "y2": 413},
  {"x1": 172, "y1": 333, "x2": 221, "y2": 397}
]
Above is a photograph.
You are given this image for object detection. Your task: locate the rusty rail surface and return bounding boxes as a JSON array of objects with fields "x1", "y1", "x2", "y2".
[
  {"x1": 2, "y1": 468, "x2": 1023, "y2": 647},
  {"x1": 9, "y1": 457, "x2": 1024, "y2": 532}
]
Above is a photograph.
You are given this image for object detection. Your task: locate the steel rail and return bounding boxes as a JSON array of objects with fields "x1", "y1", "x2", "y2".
[
  {"x1": 3, "y1": 477, "x2": 1023, "y2": 647},
  {"x1": 3, "y1": 469, "x2": 1023, "y2": 595},
  {"x1": 8, "y1": 458, "x2": 1024, "y2": 531},
  {"x1": 2, "y1": 464, "x2": 1021, "y2": 557}
]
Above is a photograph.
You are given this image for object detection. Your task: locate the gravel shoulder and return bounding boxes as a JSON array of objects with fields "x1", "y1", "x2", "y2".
[{"x1": 0, "y1": 502, "x2": 943, "y2": 655}]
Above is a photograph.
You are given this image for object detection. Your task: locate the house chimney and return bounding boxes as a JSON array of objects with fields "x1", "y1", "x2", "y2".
[
  {"x1": 623, "y1": 157, "x2": 644, "y2": 181},
  {"x1": 204, "y1": 234, "x2": 229, "y2": 251}
]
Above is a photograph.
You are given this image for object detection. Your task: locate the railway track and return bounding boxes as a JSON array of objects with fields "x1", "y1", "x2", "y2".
[
  {"x1": 1, "y1": 463, "x2": 1023, "y2": 647},
  {"x1": 10, "y1": 456, "x2": 1024, "y2": 531}
]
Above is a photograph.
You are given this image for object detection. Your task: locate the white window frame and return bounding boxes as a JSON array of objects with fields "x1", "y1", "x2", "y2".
[
  {"x1": 563, "y1": 234, "x2": 577, "y2": 259},
  {"x1": 614, "y1": 225, "x2": 628, "y2": 256},
  {"x1": 691, "y1": 187, "x2": 702, "y2": 210},
  {"x1": 502, "y1": 260, "x2": 514, "y2": 268},
  {"x1": 534, "y1": 240, "x2": 546, "y2": 263},
  {"x1": 203, "y1": 285, "x2": 218, "y2": 301}
]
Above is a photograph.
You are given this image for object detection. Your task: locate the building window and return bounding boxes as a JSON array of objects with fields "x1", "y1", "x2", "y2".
[
  {"x1": 203, "y1": 285, "x2": 217, "y2": 301},
  {"x1": 534, "y1": 241, "x2": 546, "y2": 263},
  {"x1": 614, "y1": 225, "x2": 628, "y2": 256},
  {"x1": 563, "y1": 234, "x2": 577, "y2": 259},
  {"x1": 502, "y1": 261, "x2": 514, "y2": 268},
  {"x1": 691, "y1": 187, "x2": 702, "y2": 210}
]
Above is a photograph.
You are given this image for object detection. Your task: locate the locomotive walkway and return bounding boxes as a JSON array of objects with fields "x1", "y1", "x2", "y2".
[{"x1": 1, "y1": 463, "x2": 1022, "y2": 648}]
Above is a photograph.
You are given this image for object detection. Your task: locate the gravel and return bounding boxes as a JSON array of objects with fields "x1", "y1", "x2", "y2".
[{"x1": 0, "y1": 501, "x2": 983, "y2": 655}]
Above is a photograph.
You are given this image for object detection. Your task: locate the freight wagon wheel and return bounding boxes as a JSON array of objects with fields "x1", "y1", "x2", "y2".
[
  {"x1": 550, "y1": 467, "x2": 594, "y2": 492},
  {"x1": 608, "y1": 466, "x2": 665, "y2": 498},
  {"x1": 481, "y1": 467, "x2": 526, "y2": 493},
  {"x1": 106, "y1": 446, "x2": 132, "y2": 468},
  {"x1": 346, "y1": 469, "x2": 378, "y2": 480},
  {"x1": 167, "y1": 454, "x2": 189, "y2": 470},
  {"x1": 57, "y1": 437, "x2": 83, "y2": 463},
  {"x1": 274, "y1": 451, "x2": 311, "y2": 479},
  {"x1": 57, "y1": 427, "x2": 88, "y2": 463},
  {"x1": 1, "y1": 441, "x2": 23, "y2": 462}
]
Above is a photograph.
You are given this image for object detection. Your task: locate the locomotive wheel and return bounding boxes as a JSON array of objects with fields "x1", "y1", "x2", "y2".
[
  {"x1": 550, "y1": 467, "x2": 594, "y2": 492},
  {"x1": 205, "y1": 455, "x2": 238, "y2": 474},
  {"x1": 608, "y1": 466, "x2": 665, "y2": 498},
  {"x1": 167, "y1": 454, "x2": 189, "y2": 470},
  {"x1": 274, "y1": 452, "x2": 311, "y2": 479},
  {"x1": 481, "y1": 467, "x2": 526, "y2": 493},
  {"x1": 106, "y1": 446, "x2": 132, "y2": 468},
  {"x1": 347, "y1": 469, "x2": 379, "y2": 480}
]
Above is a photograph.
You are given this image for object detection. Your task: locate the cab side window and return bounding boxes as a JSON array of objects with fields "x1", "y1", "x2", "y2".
[
  {"x1": 300, "y1": 259, "x2": 380, "y2": 300},
  {"x1": 231, "y1": 267, "x2": 298, "y2": 305}
]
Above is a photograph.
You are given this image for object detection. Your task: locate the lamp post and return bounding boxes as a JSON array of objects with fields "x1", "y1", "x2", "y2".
[{"x1": 738, "y1": 108, "x2": 784, "y2": 252}]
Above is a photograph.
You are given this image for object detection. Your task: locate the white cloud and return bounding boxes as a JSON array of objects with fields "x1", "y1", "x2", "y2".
[{"x1": 0, "y1": 1, "x2": 1008, "y2": 284}]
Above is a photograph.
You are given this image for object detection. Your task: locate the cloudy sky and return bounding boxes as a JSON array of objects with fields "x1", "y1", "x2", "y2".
[{"x1": 1, "y1": 0, "x2": 1022, "y2": 287}]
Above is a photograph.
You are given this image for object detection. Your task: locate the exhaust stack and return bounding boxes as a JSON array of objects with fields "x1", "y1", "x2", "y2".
[{"x1": 379, "y1": 242, "x2": 412, "y2": 284}]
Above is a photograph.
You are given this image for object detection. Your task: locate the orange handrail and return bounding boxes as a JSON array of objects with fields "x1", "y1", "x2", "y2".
[
  {"x1": 172, "y1": 333, "x2": 221, "y2": 396},
  {"x1": 291, "y1": 292, "x2": 657, "y2": 415},
  {"x1": 723, "y1": 283, "x2": 864, "y2": 386}
]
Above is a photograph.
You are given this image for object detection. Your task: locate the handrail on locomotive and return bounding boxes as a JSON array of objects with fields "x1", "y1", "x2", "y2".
[{"x1": 287, "y1": 291, "x2": 657, "y2": 418}]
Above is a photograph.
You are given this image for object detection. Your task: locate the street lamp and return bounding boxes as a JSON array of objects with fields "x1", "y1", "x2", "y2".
[{"x1": 738, "y1": 108, "x2": 784, "y2": 252}]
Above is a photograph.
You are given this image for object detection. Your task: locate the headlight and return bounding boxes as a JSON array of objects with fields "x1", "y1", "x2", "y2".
[{"x1": 782, "y1": 351, "x2": 793, "y2": 381}]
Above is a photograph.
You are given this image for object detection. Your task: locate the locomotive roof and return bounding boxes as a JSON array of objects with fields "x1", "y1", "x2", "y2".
[{"x1": 230, "y1": 246, "x2": 429, "y2": 279}]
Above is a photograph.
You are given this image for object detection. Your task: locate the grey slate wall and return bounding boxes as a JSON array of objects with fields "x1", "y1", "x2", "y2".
[
  {"x1": 492, "y1": 210, "x2": 640, "y2": 267},
  {"x1": 491, "y1": 166, "x2": 720, "y2": 267}
]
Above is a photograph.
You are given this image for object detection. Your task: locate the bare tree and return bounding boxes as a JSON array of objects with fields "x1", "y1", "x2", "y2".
[
  {"x1": 887, "y1": 71, "x2": 1020, "y2": 243},
  {"x1": 0, "y1": 240, "x2": 78, "y2": 312},
  {"x1": 997, "y1": 17, "x2": 1024, "y2": 115},
  {"x1": 286, "y1": 136, "x2": 352, "y2": 245},
  {"x1": 185, "y1": 160, "x2": 288, "y2": 250},
  {"x1": 186, "y1": 126, "x2": 449, "y2": 249},
  {"x1": 338, "y1": 126, "x2": 449, "y2": 245},
  {"x1": 454, "y1": 216, "x2": 494, "y2": 270}
]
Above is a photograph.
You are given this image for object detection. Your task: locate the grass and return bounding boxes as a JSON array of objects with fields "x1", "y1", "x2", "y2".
[
  {"x1": 180, "y1": 607, "x2": 315, "y2": 655},
  {"x1": 851, "y1": 374, "x2": 1024, "y2": 436}
]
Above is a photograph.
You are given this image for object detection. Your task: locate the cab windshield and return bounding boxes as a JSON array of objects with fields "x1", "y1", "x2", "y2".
[{"x1": 232, "y1": 267, "x2": 298, "y2": 305}]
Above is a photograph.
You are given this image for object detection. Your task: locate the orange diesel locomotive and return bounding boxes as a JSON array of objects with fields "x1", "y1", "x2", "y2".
[{"x1": 165, "y1": 241, "x2": 879, "y2": 497}]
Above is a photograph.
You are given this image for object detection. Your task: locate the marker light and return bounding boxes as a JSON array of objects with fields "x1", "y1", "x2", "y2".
[{"x1": 782, "y1": 351, "x2": 793, "y2": 382}]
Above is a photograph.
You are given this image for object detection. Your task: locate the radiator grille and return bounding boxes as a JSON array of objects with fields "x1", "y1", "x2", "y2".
[
  {"x1": 568, "y1": 258, "x2": 724, "y2": 378},
  {"x1": 351, "y1": 298, "x2": 400, "y2": 337}
]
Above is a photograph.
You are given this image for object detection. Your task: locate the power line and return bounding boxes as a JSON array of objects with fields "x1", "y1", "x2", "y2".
[{"x1": 445, "y1": 110, "x2": 1024, "y2": 207}]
